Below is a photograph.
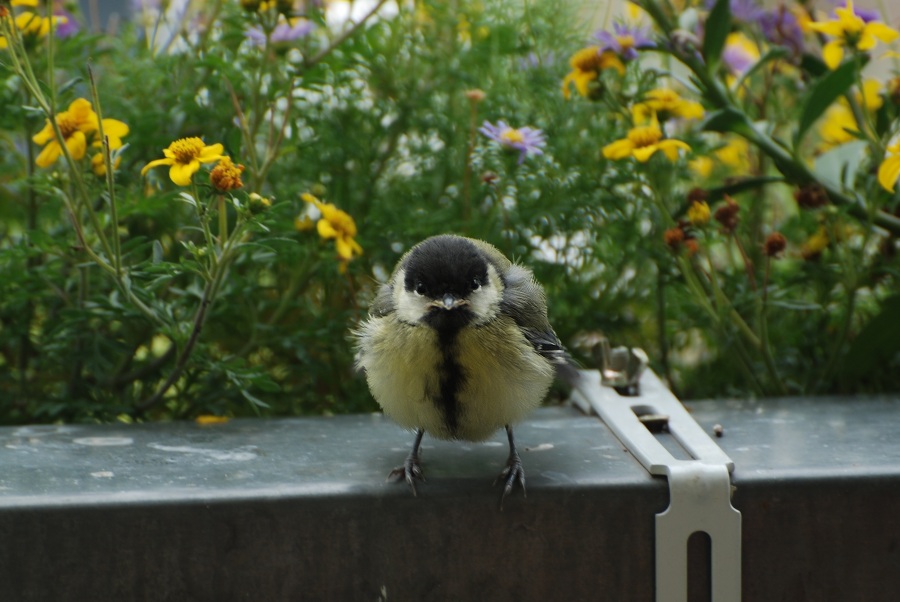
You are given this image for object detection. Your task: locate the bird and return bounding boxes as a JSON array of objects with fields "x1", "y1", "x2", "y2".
[{"x1": 354, "y1": 234, "x2": 575, "y2": 506}]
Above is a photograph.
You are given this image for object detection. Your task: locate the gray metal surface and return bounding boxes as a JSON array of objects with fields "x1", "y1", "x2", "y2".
[
  {"x1": 0, "y1": 407, "x2": 666, "y2": 602},
  {"x1": 2, "y1": 395, "x2": 900, "y2": 601}
]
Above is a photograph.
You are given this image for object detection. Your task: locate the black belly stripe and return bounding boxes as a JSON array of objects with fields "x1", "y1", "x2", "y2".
[{"x1": 436, "y1": 328, "x2": 464, "y2": 436}]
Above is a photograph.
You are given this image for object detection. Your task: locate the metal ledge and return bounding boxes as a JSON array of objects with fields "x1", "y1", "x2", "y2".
[{"x1": 2, "y1": 395, "x2": 900, "y2": 601}]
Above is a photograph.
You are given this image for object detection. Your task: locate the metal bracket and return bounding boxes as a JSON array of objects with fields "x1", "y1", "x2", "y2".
[{"x1": 570, "y1": 368, "x2": 742, "y2": 602}]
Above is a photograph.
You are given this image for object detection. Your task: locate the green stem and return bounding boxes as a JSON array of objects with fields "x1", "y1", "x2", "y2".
[{"x1": 218, "y1": 195, "x2": 228, "y2": 251}]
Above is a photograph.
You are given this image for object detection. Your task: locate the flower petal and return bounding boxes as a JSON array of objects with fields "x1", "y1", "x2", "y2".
[
  {"x1": 865, "y1": 22, "x2": 899, "y2": 43},
  {"x1": 141, "y1": 157, "x2": 174, "y2": 176},
  {"x1": 877, "y1": 155, "x2": 900, "y2": 193},
  {"x1": 602, "y1": 139, "x2": 635, "y2": 160},
  {"x1": 657, "y1": 139, "x2": 691, "y2": 161},
  {"x1": 317, "y1": 219, "x2": 339, "y2": 240},
  {"x1": 807, "y1": 21, "x2": 846, "y2": 38},
  {"x1": 198, "y1": 143, "x2": 225, "y2": 163},
  {"x1": 32, "y1": 122, "x2": 56, "y2": 145},
  {"x1": 66, "y1": 131, "x2": 87, "y2": 160},
  {"x1": 100, "y1": 118, "x2": 129, "y2": 138},
  {"x1": 34, "y1": 142, "x2": 61, "y2": 168},
  {"x1": 169, "y1": 160, "x2": 198, "y2": 186},
  {"x1": 632, "y1": 145, "x2": 658, "y2": 162},
  {"x1": 822, "y1": 39, "x2": 844, "y2": 70},
  {"x1": 335, "y1": 236, "x2": 353, "y2": 260}
]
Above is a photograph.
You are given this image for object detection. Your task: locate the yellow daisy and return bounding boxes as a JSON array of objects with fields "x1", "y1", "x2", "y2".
[
  {"x1": 808, "y1": 0, "x2": 899, "y2": 70},
  {"x1": 141, "y1": 137, "x2": 225, "y2": 186},
  {"x1": 301, "y1": 192, "x2": 363, "y2": 262},
  {"x1": 32, "y1": 98, "x2": 94, "y2": 167},
  {"x1": 562, "y1": 46, "x2": 625, "y2": 100},
  {"x1": 634, "y1": 88, "x2": 705, "y2": 123},
  {"x1": 602, "y1": 112, "x2": 691, "y2": 163}
]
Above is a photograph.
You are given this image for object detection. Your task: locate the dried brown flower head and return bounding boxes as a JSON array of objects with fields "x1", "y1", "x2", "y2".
[
  {"x1": 764, "y1": 232, "x2": 787, "y2": 257},
  {"x1": 210, "y1": 157, "x2": 244, "y2": 192},
  {"x1": 714, "y1": 196, "x2": 740, "y2": 232},
  {"x1": 686, "y1": 187, "x2": 708, "y2": 204},
  {"x1": 794, "y1": 184, "x2": 829, "y2": 209},
  {"x1": 663, "y1": 227, "x2": 685, "y2": 250}
]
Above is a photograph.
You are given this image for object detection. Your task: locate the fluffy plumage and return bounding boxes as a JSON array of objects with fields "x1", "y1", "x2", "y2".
[{"x1": 354, "y1": 235, "x2": 574, "y2": 504}]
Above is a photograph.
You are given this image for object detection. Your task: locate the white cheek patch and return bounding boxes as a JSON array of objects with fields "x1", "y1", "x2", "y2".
[
  {"x1": 468, "y1": 264, "x2": 503, "y2": 325},
  {"x1": 393, "y1": 269, "x2": 431, "y2": 324}
]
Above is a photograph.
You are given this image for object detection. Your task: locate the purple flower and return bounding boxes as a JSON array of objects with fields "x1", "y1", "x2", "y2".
[
  {"x1": 760, "y1": 5, "x2": 804, "y2": 56},
  {"x1": 54, "y1": 9, "x2": 81, "y2": 39},
  {"x1": 721, "y1": 33, "x2": 759, "y2": 76},
  {"x1": 835, "y1": 0, "x2": 880, "y2": 22},
  {"x1": 705, "y1": 0, "x2": 764, "y2": 23},
  {"x1": 479, "y1": 120, "x2": 545, "y2": 164},
  {"x1": 246, "y1": 17, "x2": 315, "y2": 47},
  {"x1": 593, "y1": 23, "x2": 654, "y2": 61}
]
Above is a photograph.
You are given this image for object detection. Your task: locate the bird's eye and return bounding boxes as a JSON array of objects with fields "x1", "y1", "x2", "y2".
[
  {"x1": 471, "y1": 277, "x2": 481, "y2": 291},
  {"x1": 414, "y1": 281, "x2": 428, "y2": 296}
]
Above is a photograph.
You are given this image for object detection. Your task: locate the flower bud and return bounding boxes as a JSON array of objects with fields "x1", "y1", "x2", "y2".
[{"x1": 764, "y1": 232, "x2": 787, "y2": 257}]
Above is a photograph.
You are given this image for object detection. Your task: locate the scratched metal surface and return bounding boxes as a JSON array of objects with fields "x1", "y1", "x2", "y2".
[
  {"x1": 2, "y1": 396, "x2": 900, "y2": 602},
  {"x1": 0, "y1": 407, "x2": 646, "y2": 508}
]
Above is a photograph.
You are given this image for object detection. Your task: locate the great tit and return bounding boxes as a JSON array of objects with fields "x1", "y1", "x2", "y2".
[{"x1": 354, "y1": 234, "x2": 575, "y2": 505}]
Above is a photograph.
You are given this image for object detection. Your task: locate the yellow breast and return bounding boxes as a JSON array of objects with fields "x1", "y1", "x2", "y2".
[{"x1": 356, "y1": 315, "x2": 554, "y2": 441}]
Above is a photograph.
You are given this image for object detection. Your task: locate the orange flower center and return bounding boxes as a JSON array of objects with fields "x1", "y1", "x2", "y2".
[
  {"x1": 57, "y1": 113, "x2": 78, "y2": 139},
  {"x1": 627, "y1": 124, "x2": 662, "y2": 148},
  {"x1": 169, "y1": 137, "x2": 205, "y2": 164},
  {"x1": 571, "y1": 46, "x2": 605, "y2": 72}
]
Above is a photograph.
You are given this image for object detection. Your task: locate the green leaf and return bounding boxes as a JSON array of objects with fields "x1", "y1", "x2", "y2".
[
  {"x1": 732, "y1": 47, "x2": 789, "y2": 91},
  {"x1": 838, "y1": 295, "x2": 900, "y2": 383},
  {"x1": 702, "y1": 0, "x2": 732, "y2": 72},
  {"x1": 795, "y1": 59, "x2": 859, "y2": 147},
  {"x1": 700, "y1": 107, "x2": 748, "y2": 134}
]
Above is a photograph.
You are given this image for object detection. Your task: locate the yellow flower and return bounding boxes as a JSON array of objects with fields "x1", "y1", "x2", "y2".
[
  {"x1": 817, "y1": 79, "x2": 883, "y2": 152},
  {"x1": 89, "y1": 119, "x2": 130, "y2": 176},
  {"x1": 689, "y1": 156, "x2": 713, "y2": 178},
  {"x1": 32, "y1": 98, "x2": 127, "y2": 169},
  {"x1": 715, "y1": 136, "x2": 750, "y2": 173},
  {"x1": 687, "y1": 201, "x2": 711, "y2": 226},
  {"x1": 634, "y1": 88, "x2": 705, "y2": 123},
  {"x1": 808, "y1": 0, "x2": 899, "y2": 70},
  {"x1": 877, "y1": 141, "x2": 900, "y2": 193},
  {"x1": 802, "y1": 227, "x2": 830, "y2": 258},
  {"x1": 301, "y1": 192, "x2": 363, "y2": 262},
  {"x1": 195, "y1": 415, "x2": 230, "y2": 425},
  {"x1": 141, "y1": 137, "x2": 225, "y2": 186},
  {"x1": 562, "y1": 46, "x2": 625, "y2": 100},
  {"x1": 602, "y1": 112, "x2": 691, "y2": 163}
]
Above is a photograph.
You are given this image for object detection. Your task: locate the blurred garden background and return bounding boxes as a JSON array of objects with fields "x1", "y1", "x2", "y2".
[{"x1": 1, "y1": 0, "x2": 898, "y2": 424}]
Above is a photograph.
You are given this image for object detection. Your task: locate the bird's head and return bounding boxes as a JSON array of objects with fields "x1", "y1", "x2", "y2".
[{"x1": 393, "y1": 236, "x2": 504, "y2": 330}]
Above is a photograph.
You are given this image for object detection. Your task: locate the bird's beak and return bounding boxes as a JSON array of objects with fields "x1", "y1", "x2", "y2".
[{"x1": 429, "y1": 295, "x2": 468, "y2": 310}]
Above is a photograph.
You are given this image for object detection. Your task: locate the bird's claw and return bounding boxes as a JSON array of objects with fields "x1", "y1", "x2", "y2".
[
  {"x1": 387, "y1": 453, "x2": 425, "y2": 496},
  {"x1": 494, "y1": 451, "x2": 526, "y2": 509}
]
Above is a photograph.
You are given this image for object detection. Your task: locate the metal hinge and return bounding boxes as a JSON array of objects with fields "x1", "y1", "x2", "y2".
[{"x1": 570, "y1": 360, "x2": 742, "y2": 602}]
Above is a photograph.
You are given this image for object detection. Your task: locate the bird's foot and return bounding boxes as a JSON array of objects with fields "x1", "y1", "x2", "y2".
[
  {"x1": 494, "y1": 450, "x2": 526, "y2": 509},
  {"x1": 387, "y1": 452, "x2": 425, "y2": 496}
]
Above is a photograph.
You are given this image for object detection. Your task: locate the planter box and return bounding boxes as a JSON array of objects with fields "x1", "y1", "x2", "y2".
[{"x1": 1, "y1": 392, "x2": 899, "y2": 601}]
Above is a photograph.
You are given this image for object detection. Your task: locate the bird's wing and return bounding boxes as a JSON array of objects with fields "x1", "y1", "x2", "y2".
[
  {"x1": 369, "y1": 281, "x2": 395, "y2": 317},
  {"x1": 499, "y1": 263, "x2": 578, "y2": 380}
]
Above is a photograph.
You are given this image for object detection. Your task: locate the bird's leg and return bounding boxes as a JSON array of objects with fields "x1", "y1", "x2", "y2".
[
  {"x1": 495, "y1": 424, "x2": 526, "y2": 508},
  {"x1": 388, "y1": 428, "x2": 426, "y2": 496}
]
